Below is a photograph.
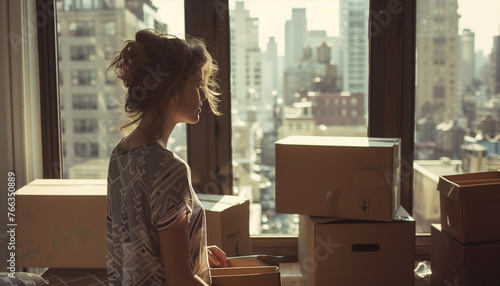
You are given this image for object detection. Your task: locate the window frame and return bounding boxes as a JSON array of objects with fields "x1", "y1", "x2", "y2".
[{"x1": 38, "y1": 0, "x2": 423, "y2": 257}]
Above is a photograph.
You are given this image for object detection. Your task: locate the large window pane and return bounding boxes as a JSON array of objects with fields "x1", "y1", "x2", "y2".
[
  {"x1": 414, "y1": 0, "x2": 500, "y2": 233},
  {"x1": 57, "y1": 0, "x2": 184, "y2": 179},
  {"x1": 230, "y1": 0, "x2": 369, "y2": 235}
]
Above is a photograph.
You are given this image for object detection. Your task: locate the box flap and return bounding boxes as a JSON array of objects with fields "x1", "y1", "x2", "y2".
[
  {"x1": 275, "y1": 136, "x2": 400, "y2": 148},
  {"x1": 28, "y1": 179, "x2": 107, "y2": 186},
  {"x1": 437, "y1": 171, "x2": 500, "y2": 202},
  {"x1": 227, "y1": 255, "x2": 284, "y2": 267},
  {"x1": 211, "y1": 267, "x2": 281, "y2": 286},
  {"x1": 393, "y1": 206, "x2": 415, "y2": 222},
  {"x1": 198, "y1": 193, "x2": 248, "y2": 205},
  {"x1": 16, "y1": 179, "x2": 106, "y2": 196},
  {"x1": 198, "y1": 194, "x2": 249, "y2": 212}
]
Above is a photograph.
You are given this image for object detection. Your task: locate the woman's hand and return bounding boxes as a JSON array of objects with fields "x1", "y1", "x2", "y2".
[{"x1": 207, "y1": 245, "x2": 229, "y2": 268}]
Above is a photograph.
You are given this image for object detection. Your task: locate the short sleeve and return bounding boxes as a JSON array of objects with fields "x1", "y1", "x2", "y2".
[{"x1": 151, "y1": 157, "x2": 194, "y2": 232}]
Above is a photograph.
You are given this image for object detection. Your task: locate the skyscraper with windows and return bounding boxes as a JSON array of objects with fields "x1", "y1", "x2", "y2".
[
  {"x1": 230, "y1": 1, "x2": 262, "y2": 122},
  {"x1": 459, "y1": 29, "x2": 475, "y2": 97},
  {"x1": 339, "y1": 0, "x2": 369, "y2": 120},
  {"x1": 415, "y1": 0, "x2": 460, "y2": 123},
  {"x1": 261, "y1": 37, "x2": 279, "y2": 111},
  {"x1": 284, "y1": 8, "x2": 307, "y2": 69},
  {"x1": 491, "y1": 35, "x2": 500, "y2": 97},
  {"x1": 57, "y1": 0, "x2": 165, "y2": 178}
]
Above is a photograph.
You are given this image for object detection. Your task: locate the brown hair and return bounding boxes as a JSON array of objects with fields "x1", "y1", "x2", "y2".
[{"x1": 107, "y1": 29, "x2": 221, "y2": 133}]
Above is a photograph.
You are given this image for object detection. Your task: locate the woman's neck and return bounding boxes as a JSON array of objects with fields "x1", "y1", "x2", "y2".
[{"x1": 134, "y1": 111, "x2": 176, "y2": 149}]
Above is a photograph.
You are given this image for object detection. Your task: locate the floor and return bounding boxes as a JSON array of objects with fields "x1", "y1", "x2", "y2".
[
  {"x1": 280, "y1": 261, "x2": 432, "y2": 286},
  {"x1": 38, "y1": 262, "x2": 433, "y2": 285}
]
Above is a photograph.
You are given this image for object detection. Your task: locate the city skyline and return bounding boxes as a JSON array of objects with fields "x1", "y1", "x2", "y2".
[{"x1": 153, "y1": 0, "x2": 500, "y2": 55}]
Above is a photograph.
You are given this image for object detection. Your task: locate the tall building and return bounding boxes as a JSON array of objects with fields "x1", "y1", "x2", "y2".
[
  {"x1": 491, "y1": 35, "x2": 500, "y2": 97},
  {"x1": 415, "y1": 0, "x2": 460, "y2": 122},
  {"x1": 459, "y1": 29, "x2": 475, "y2": 97},
  {"x1": 57, "y1": 0, "x2": 165, "y2": 178},
  {"x1": 126, "y1": 0, "x2": 166, "y2": 31},
  {"x1": 475, "y1": 50, "x2": 488, "y2": 81},
  {"x1": 339, "y1": 0, "x2": 369, "y2": 117},
  {"x1": 339, "y1": 0, "x2": 368, "y2": 93},
  {"x1": 230, "y1": 1, "x2": 262, "y2": 121},
  {"x1": 284, "y1": 8, "x2": 307, "y2": 69},
  {"x1": 262, "y1": 37, "x2": 279, "y2": 106}
]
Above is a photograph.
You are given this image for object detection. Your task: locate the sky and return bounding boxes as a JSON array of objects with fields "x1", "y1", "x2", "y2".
[
  {"x1": 456, "y1": 0, "x2": 500, "y2": 54},
  {"x1": 152, "y1": 0, "x2": 500, "y2": 56}
]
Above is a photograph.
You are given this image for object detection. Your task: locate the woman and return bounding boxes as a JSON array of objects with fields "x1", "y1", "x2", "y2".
[{"x1": 106, "y1": 29, "x2": 228, "y2": 286}]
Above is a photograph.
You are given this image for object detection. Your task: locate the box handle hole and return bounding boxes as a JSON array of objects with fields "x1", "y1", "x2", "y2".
[{"x1": 351, "y1": 244, "x2": 380, "y2": 252}]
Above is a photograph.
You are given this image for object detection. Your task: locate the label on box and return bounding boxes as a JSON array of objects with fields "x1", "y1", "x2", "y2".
[{"x1": 360, "y1": 196, "x2": 369, "y2": 217}]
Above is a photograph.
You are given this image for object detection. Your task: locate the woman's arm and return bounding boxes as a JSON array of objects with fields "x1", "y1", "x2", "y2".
[{"x1": 159, "y1": 215, "x2": 209, "y2": 286}]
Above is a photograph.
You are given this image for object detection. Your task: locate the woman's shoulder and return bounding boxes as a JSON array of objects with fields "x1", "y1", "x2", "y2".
[{"x1": 145, "y1": 145, "x2": 189, "y2": 174}]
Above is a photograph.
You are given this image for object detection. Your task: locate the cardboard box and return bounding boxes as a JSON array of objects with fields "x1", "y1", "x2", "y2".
[
  {"x1": 431, "y1": 224, "x2": 500, "y2": 286},
  {"x1": 437, "y1": 171, "x2": 500, "y2": 244},
  {"x1": 298, "y1": 207, "x2": 415, "y2": 286},
  {"x1": 211, "y1": 256, "x2": 282, "y2": 286},
  {"x1": 211, "y1": 266, "x2": 281, "y2": 286},
  {"x1": 41, "y1": 268, "x2": 108, "y2": 285},
  {"x1": 275, "y1": 136, "x2": 401, "y2": 221},
  {"x1": 15, "y1": 179, "x2": 107, "y2": 268},
  {"x1": 198, "y1": 194, "x2": 251, "y2": 256}
]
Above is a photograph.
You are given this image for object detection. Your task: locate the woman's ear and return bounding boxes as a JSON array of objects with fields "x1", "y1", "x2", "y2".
[{"x1": 170, "y1": 92, "x2": 179, "y2": 104}]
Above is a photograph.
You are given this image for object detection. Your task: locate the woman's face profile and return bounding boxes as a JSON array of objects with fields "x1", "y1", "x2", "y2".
[{"x1": 172, "y1": 70, "x2": 206, "y2": 124}]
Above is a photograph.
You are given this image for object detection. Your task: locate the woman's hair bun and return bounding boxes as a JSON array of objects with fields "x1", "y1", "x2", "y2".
[
  {"x1": 107, "y1": 28, "x2": 221, "y2": 133},
  {"x1": 135, "y1": 29, "x2": 159, "y2": 45}
]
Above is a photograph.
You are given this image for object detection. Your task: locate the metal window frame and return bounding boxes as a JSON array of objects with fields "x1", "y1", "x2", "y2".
[{"x1": 38, "y1": 0, "x2": 63, "y2": 179}]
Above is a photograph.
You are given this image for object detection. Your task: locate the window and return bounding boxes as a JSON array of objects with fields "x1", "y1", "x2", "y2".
[
  {"x1": 104, "y1": 45, "x2": 115, "y2": 60},
  {"x1": 103, "y1": 0, "x2": 113, "y2": 10},
  {"x1": 63, "y1": 0, "x2": 72, "y2": 11},
  {"x1": 68, "y1": 21, "x2": 95, "y2": 36},
  {"x1": 36, "y1": 0, "x2": 418, "y2": 247},
  {"x1": 229, "y1": 0, "x2": 369, "y2": 235},
  {"x1": 56, "y1": 0, "x2": 185, "y2": 179},
  {"x1": 70, "y1": 46, "x2": 96, "y2": 61},
  {"x1": 74, "y1": 142, "x2": 99, "y2": 157},
  {"x1": 73, "y1": 119, "x2": 98, "y2": 133},
  {"x1": 105, "y1": 94, "x2": 118, "y2": 110},
  {"x1": 81, "y1": 0, "x2": 93, "y2": 10},
  {"x1": 72, "y1": 94, "x2": 97, "y2": 109},
  {"x1": 103, "y1": 20, "x2": 116, "y2": 36},
  {"x1": 71, "y1": 70, "x2": 96, "y2": 85}
]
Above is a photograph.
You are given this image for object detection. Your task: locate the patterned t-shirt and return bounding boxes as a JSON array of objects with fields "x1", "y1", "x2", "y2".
[{"x1": 106, "y1": 141, "x2": 210, "y2": 285}]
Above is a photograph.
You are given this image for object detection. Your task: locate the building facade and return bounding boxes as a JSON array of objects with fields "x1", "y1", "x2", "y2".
[
  {"x1": 230, "y1": 1, "x2": 262, "y2": 122},
  {"x1": 339, "y1": 0, "x2": 369, "y2": 98},
  {"x1": 57, "y1": 0, "x2": 165, "y2": 178},
  {"x1": 491, "y1": 35, "x2": 500, "y2": 97},
  {"x1": 459, "y1": 29, "x2": 475, "y2": 97},
  {"x1": 284, "y1": 8, "x2": 307, "y2": 69},
  {"x1": 415, "y1": 0, "x2": 460, "y2": 122}
]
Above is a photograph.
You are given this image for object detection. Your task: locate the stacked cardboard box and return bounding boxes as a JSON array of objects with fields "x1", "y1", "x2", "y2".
[
  {"x1": 198, "y1": 193, "x2": 251, "y2": 257},
  {"x1": 15, "y1": 179, "x2": 107, "y2": 268},
  {"x1": 211, "y1": 256, "x2": 282, "y2": 286},
  {"x1": 432, "y1": 171, "x2": 500, "y2": 285},
  {"x1": 275, "y1": 136, "x2": 416, "y2": 286}
]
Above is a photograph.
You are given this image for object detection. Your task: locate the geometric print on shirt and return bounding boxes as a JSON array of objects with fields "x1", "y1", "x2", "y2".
[{"x1": 106, "y1": 141, "x2": 210, "y2": 285}]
